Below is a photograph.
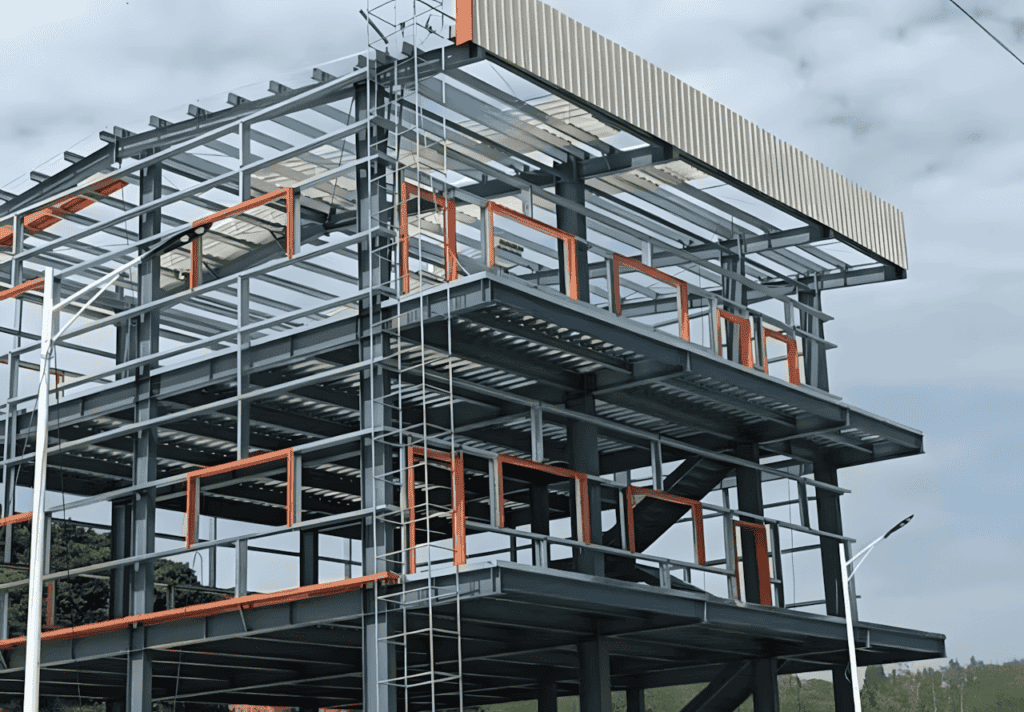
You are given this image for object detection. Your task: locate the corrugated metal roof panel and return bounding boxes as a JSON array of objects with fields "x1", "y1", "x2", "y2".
[{"x1": 470, "y1": 0, "x2": 907, "y2": 269}]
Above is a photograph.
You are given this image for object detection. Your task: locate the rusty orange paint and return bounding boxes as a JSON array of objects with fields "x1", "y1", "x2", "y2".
[
  {"x1": 486, "y1": 202, "x2": 580, "y2": 301},
  {"x1": 399, "y1": 182, "x2": 458, "y2": 294},
  {"x1": 624, "y1": 486, "x2": 705, "y2": 565},
  {"x1": 716, "y1": 309, "x2": 754, "y2": 368},
  {"x1": 185, "y1": 448, "x2": 295, "y2": 548},
  {"x1": 733, "y1": 520, "x2": 772, "y2": 606},
  {"x1": 611, "y1": 253, "x2": 690, "y2": 341},
  {"x1": 455, "y1": 0, "x2": 474, "y2": 45},
  {"x1": 0, "y1": 571, "x2": 398, "y2": 651},
  {"x1": 0, "y1": 512, "x2": 32, "y2": 528},
  {"x1": 406, "y1": 446, "x2": 466, "y2": 573},
  {"x1": 189, "y1": 237, "x2": 202, "y2": 290},
  {"x1": 0, "y1": 179, "x2": 128, "y2": 248},
  {"x1": 0, "y1": 277, "x2": 45, "y2": 302},
  {"x1": 762, "y1": 328, "x2": 801, "y2": 385},
  {"x1": 494, "y1": 454, "x2": 591, "y2": 544},
  {"x1": 192, "y1": 187, "x2": 295, "y2": 251}
]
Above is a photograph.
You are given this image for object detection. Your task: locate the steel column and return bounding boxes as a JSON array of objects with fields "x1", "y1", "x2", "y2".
[
  {"x1": 568, "y1": 390, "x2": 602, "y2": 576},
  {"x1": 799, "y1": 289, "x2": 829, "y2": 391},
  {"x1": 556, "y1": 159, "x2": 589, "y2": 300},
  {"x1": 357, "y1": 75, "x2": 397, "y2": 712},
  {"x1": 126, "y1": 163, "x2": 161, "y2": 710},
  {"x1": 538, "y1": 678, "x2": 558, "y2": 712},
  {"x1": 626, "y1": 686, "x2": 645, "y2": 712},
  {"x1": 815, "y1": 459, "x2": 855, "y2": 712},
  {"x1": 736, "y1": 442, "x2": 780, "y2": 711},
  {"x1": 577, "y1": 635, "x2": 612, "y2": 712}
]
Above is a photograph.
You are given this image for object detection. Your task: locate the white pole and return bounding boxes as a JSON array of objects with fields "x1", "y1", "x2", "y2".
[
  {"x1": 838, "y1": 541, "x2": 862, "y2": 712},
  {"x1": 23, "y1": 266, "x2": 55, "y2": 712}
]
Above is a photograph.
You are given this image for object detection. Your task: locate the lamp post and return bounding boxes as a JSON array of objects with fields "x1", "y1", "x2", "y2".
[
  {"x1": 840, "y1": 514, "x2": 914, "y2": 712},
  {"x1": 23, "y1": 226, "x2": 199, "y2": 711}
]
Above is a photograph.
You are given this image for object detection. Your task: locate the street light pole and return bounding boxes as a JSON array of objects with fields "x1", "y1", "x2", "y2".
[
  {"x1": 23, "y1": 267, "x2": 55, "y2": 712},
  {"x1": 840, "y1": 514, "x2": 914, "y2": 712},
  {"x1": 21, "y1": 225, "x2": 195, "y2": 710}
]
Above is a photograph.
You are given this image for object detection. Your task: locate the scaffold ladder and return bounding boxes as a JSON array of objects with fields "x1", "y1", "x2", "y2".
[{"x1": 364, "y1": 2, "x2": 464, "y2": 710}]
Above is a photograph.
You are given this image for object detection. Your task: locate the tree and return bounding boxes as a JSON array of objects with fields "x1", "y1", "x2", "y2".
[{"x1": 0, "y1": 520, "x2": 226, "y2": 711}]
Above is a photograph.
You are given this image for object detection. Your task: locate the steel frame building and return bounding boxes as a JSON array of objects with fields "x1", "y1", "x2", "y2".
[{"x1": 0, "y1": 1, "x2": 943, "y2": 710}]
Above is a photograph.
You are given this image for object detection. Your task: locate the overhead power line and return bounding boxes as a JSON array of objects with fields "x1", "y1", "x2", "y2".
[{"x1": 948, "y1": 0, "x2": 1024, "y2": 67}]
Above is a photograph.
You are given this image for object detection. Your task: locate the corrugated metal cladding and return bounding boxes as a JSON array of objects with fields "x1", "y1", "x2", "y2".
[{"x1": 471, "y1": 0, "x2": 908, "y2": 269}]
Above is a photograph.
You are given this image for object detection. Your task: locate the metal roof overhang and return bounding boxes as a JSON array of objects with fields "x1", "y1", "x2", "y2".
[{"x1": 460, "y1": 0, "x2": 909, "y2": 270}]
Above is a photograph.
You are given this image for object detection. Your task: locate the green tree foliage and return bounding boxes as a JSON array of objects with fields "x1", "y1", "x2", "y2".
[
  {"x1": 0, "y1": 520, "x2": 227, "y2": 711},
  {"x1": 469, "y1": 660, "x2": 1024, "y2": 712}
]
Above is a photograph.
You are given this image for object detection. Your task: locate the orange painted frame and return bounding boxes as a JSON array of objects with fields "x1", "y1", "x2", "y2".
[
  {"x1": 716, "y1": 309, "x2": 754, "y2": 368},
  {"x1": 762, "y1": 328, "x2": 801, "y2": 385},
  {"x1": 0, "y1": 512, "x2": 32, "y2": 528},
  {"x1": 0, "y1": 179, "x2": 128, "y2": 248},
  {"x1": 406, "y1": 446, "x2": 467, "y2": 574},
  {"x1": 0, "y1": 571, "x2": 398, "y2": 651},
  {"x1": 399, "y1": 182, "x2": 458, "y2": 294},
  {"x1": 0, "y1": 278, "x2": 45, "y2": 302},
  {"x1": 494, "y1": 454, "x2": 591, "y2": 544},
  {"x1": 485, "y1": 202, "x2": 580, "y2": 301},
  {"x1": 610, "y1": 254, "x2": 690, "y2": 340},
  {"x1": 455, "y1": 0, "x2": 474, "y2": 45},
  {"x1": 733, "y1": 520, "x2": 772, "y2": 606},
  {"x1": 185, "y1": 448, "x2": 295, "y2": 548},
  {"x1": 188, "y1": 187, "x2": 296, "y2": 289},
  {"x1": 624, "y1": 486, "x2": 706, "y2": 565}
]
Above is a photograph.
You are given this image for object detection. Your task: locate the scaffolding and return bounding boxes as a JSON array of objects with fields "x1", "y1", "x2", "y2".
[{"x1": 0, "y1": 1, "x2": 943, "y2": 710}]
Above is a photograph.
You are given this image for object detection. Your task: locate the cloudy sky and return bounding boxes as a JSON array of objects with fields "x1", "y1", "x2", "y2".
[{"x1": 2, "y1": 0, "x2": 1022, "y2": 667}]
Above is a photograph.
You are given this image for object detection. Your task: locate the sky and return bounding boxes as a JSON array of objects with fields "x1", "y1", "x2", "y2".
[{"x1": 1, "y1": 0, "x2": 1022, "y2": 668}]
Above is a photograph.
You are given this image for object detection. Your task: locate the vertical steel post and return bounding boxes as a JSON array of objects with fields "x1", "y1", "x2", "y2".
[
  {"x1": 357, "y1": 72, "x2": 397, "y2": 712},
  {"x1": 236, "y1": 276, "x2": 251, "y2": 459},
  {"x1": 735, "y1": 442, "x2": 780, "y2": 711},
  {"x1": 23, "y1": 266, "x2": 54, "y2": 712},
  {"x1": 1, "y1": 216, "x2": 25, "y2": 645},
  {"x1": 816, "y1": 460, "x2": 855, "y2": 712},
  {"x1": 555, "y1": 160, "x2": 589, "y2": 301},
  {"x1": 127, "y1": 163, "x2": 162, "y2": 710},
  {"x1": 538, "y1": 679, "x2": 558, "y2": 712},
  {"x1": 577, "y1": 636, "x2": 612, "y2": 712},
  {"x1": 235, "y1": 539, "x2": 248, "y2": 597}
]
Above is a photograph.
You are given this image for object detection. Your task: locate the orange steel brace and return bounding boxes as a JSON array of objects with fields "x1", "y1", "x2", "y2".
[
  {"x1": 406, "y1": 447, "x2": 467, "y2": 574},
  {"x1": 733, "y1": 520, "x2": 772, "y2": 606},
  {"x1": 486, "y1": 202, "x2": 580, "y2": 301},
  {"x1": 185, "y1": 448, "x2": 295, "y2": 548},
  {"x1": 189, "y1": 187, "x2": 297, "y2": 289},
  {"x1": 716, "y1": 309, "x2": 754, "y2": 368},
  {"x1": 0, "y1": 278, "x2": 45, "y2": 302},
  {"x1": 0, "y1": 512, "x2": 32, "y2": 528},
  {"x1": 0, "y1": 179, "x2": 128, "y2": 248},
  {"x1": 44, "y1": 581, "x2": 55, "y2": 629},
  {"x1": 399, "y1": 182, "x2": 458, "y2": 294},
  {"x1": 610, "y1": 253, "x2": 690, "y2": 341},
  {"x1": 762, "y1": 328, "x2": 801, "y2": 385},
  {"x1": 0, "y1": 571, "x2": 399, "y2": 651},
  {"x1": 624, "y1": 486, "x2": 705, "y2": 565},
  {"x1": 455, "y1": 0, "x2": 474, "y2": 45},
  {"x1": 494, "y1": 454, "x2": 591, "y2": 544}
]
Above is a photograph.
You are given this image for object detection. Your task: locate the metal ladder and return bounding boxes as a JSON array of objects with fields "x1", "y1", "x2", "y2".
[{"x1": 364, "y1": 2, "x2": 465, "y2": 709}]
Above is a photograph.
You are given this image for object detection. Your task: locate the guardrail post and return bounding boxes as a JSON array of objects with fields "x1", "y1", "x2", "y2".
[{"x1": 235, "y1": 539, "x2": 248, "y2": 597}]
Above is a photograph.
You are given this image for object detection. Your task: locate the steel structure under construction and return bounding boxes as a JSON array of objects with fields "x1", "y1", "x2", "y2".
[{"x1": 0, "y1": 0, "x2": 943, "y2": 710}]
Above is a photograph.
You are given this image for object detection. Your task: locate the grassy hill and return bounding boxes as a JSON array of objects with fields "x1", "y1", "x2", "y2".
[{"x1": 470, "y1": 659, "x2": 1024, "y2": 712}]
